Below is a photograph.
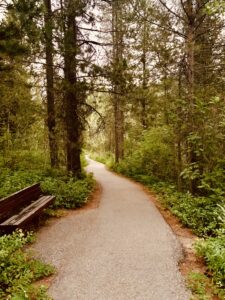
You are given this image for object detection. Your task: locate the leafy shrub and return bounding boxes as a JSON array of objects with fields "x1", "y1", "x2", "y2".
[
  {"x1": 195, "y1": 236, "x2": 225, "y2": 290},
  {"x1": 0, "y1": 230, "x2": 54, "y2": 299},
  {"x1": 167, "y1": 194, "x2": 222, "y2": 237},
  {"x1": 112, "y1": 126, "x2": 175, "y2": 180},
  {"x1": 150, "y1": 183, "x2": 224, "y2": 237},
  {"x1": 0, "y1": 150, "x2": 48, "y2": 172},
  {"x1": 0, "y1": 168, "x2": 43, "y2": 198},
  {"x1": 187, "y1": 271, "x2": 225, "y2": 300},
  {"x1": 41, "y1": 174, "x2": 95, "y2": 209},
  {"x1": 199, "y1": 164, "x2": 225, "y2": 196}
]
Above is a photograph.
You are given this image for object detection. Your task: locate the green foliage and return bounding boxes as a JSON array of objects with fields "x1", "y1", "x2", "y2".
[
  {"x1": 0, "y1": 166, "x2": 95, "y2": 209},
  {"x1": 28, "y1": 259, "x2": 55, "y2": 281},
  {"x1": 199, "y1": 165, "x2": 225, "y2": 197},
  {"x1": 0, "y1": 230, "x2": 54, "y2": 299},
  {"x1": 188, "y1": 272, "x2": 211, "y2": 300},
  {"x1": 114, "y1": 173, "x2": 223, "y2": 237},
  {"x1": 90, "y1": 152, "x2": 114, "y2": 166},
  {"x1": 81, "y1": 153, "x2": 88, "y2": 167},
  {"x1": 0, "y1": 168, "x2": 42, "y2": 198},
  {"x1": 137, "y1": 127, "x2": 175, "y2": 180},
  {"x1": 195, "y1": 236, "x2": 225, "y2": 291},
  {"x1": 188, "y1": 271, "x2": 225, "y2": 300},
  {"x1": 111, "y1": 126, "x2": 175, "y2": 181},
  {"x1": 206, "y1": 0, "x2": 225, "y2": 14},
  {"x1": 41, "y1": 174, "x2": 95, "y2": 209},
  {"x1": 158, "y1": 189, "x2": 224, "y2": 237}
]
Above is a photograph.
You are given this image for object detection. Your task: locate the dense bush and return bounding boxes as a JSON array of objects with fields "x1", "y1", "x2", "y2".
[
  {"x1": 110, "y1": 126, "x2": 175, "y2": 181},
  {"x1": 0, "y1": 168, "x2": 43, "y2": 198},
  {"x1": 41, "y1": 174, "x2": 95, "y2": 209},
  {"x1": 152, "y1": 185, "x2": 224, "y2": 237},
  {"x1": 0, "y1": 230, "x2": 54, "y2": 299}
]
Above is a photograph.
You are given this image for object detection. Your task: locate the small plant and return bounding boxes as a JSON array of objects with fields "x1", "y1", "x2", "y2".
[
  {"x1": 27, "y1": 258, "x2": 55, "y2": 281},
  {"x1": 187, "y1": 271, "x2": 225, "y2": 300},
  {"x1": 44, "y1": 208, "x2": 66, "y2": 218},
  {"x1": 188, "y1": 272, "x2": 211, "y2": 300}
]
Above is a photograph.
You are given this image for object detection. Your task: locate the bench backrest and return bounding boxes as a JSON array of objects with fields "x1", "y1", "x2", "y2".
[{"x1": 0, "y1": 183, "x2": 41, "y2": 221}]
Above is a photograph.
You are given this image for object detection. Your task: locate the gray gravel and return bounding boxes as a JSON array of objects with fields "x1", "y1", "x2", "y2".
[{"x1": 33, "y1": 159, "x2": 191, "y2": 300}]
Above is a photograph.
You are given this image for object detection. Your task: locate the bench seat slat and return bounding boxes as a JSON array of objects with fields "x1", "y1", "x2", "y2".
[
  {"x1": 0, "y1": 183, "x2": 41, "y2": 216},
  {"x1": 0, "y1": 195, "x2": 55, "y2": 229},
  {"x1": 0, "y1": 183, "x2": 40, "y2": 205}
]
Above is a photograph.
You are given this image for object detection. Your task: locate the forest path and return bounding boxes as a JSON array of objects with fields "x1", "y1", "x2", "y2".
[{"x1": 33, "y1": 159, "x2": 191, "y2": 300}]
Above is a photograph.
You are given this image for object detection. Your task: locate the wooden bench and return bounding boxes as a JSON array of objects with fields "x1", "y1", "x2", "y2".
[{"x1": 0, "y1": 183, "x2": 55, "y2": 233}]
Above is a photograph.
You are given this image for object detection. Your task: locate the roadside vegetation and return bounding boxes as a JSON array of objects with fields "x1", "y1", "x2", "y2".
[{"x1": 0, "y1": 230, "x2": 55, "y2": 299}]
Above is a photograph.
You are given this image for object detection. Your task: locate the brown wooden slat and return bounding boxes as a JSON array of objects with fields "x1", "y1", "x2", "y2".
[
  {"x1": 3, "y1": 196, "x2": 51, "y2": 225},
  {"x1": 0, "y1": 183, "x2": 41, "y2": 214},
  {"x1": 0, "y1": 195, "x2": 55, "y2": 229},
  {"x1": 0, "y1": 183, "x2": 40, "y2": 205},
  {"x1": 14, "y1": 196, "x2": 54, "y2": 226}
]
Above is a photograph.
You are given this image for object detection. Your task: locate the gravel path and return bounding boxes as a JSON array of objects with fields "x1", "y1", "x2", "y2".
[{"x1": 33, "y1": 159, "x2": 191, "y2": 300}]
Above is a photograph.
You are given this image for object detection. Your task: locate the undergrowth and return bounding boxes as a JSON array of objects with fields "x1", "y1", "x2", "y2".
[
  {"x1": 0, "y1": 230, "x2": 55, "y2": 299},
  {"x1": 0, "y1": 168, "x2": 95, "y2": 210},
  {"x1": 41, "y1": 173, "x2": 94, "y2": 209},
  {"x1": 188, "y1": 272, "x2": 225, "y2": 300}
]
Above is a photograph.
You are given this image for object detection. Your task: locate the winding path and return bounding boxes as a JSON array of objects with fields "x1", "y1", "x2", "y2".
[{"x1": 33, "y1": 159, "x2": 190, "y2": 300}]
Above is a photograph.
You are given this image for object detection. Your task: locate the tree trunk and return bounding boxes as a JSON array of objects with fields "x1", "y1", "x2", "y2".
[
  {"x1": 141, "y1": 1, "x2": 148, "y2": 129},
  {"x1": 63, "y1": 0, "x2": 81, "y2": 176},
  {"x1": 114, "y1": 96, "x2": 124, "y2": 162},
  {"x1": 177, "y1": 63, "x2": 184, "y2": 191},
  {"x1": 112, "y1": 0, "x2": 124, "y2": 163},
  {"x1": 44, "y1": 0, "x2": 58, "y2": 168},
  {"x1": 185, "y1": 0, "x2": 197, "y2": 193}
]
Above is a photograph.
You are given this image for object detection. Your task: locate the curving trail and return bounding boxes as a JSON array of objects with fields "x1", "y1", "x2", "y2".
[{"x1": 33, "y1": 159, "x2": 191, "y2": 300}]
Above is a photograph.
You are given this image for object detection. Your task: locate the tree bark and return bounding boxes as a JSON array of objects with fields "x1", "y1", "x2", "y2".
[
  {"x1": 44, "y1": 0, "x2": 58, "y2": 168},
  {"x1": 112, "y1": 0, "x2": 124, "y2": 163},
  {"x1": 63, "y1": 0, "x2": 81, "y2": 176},
  {"x1": 185, "y1": 0, "x2": 196, "y2": 193},
  {"x1": 141, "y1": 1, "x2": 148, "y2": 129}
]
